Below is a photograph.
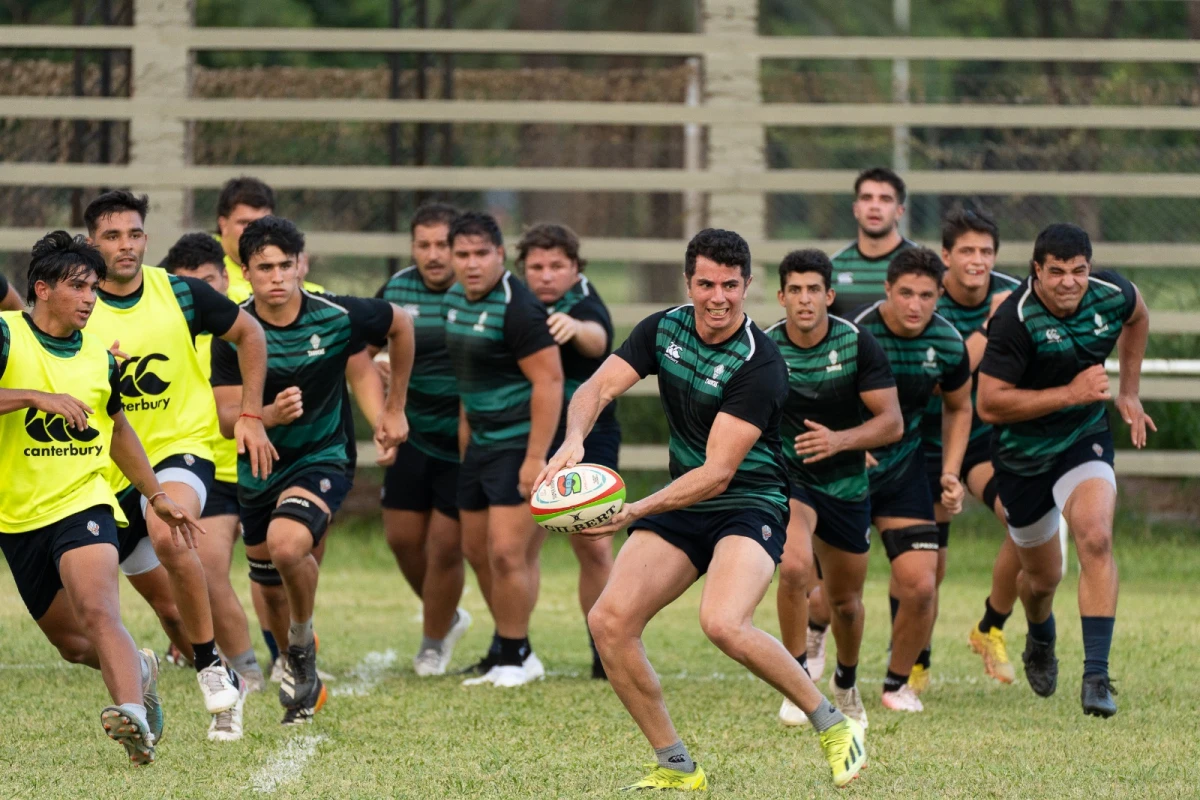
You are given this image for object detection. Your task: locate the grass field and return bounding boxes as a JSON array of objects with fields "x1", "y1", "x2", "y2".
[{"x1": 2, "y1": 502, "x2": 1198, "y2": 799}]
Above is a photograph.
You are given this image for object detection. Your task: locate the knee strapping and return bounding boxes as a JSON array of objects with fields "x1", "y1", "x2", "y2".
[
  {"x1": 271, "y1": 496, "x2": 329, "y2": 543},
  {"x1": 247, "y1": 557, "x2": 282, "y2": 587},
  {"x1": 881, "y1": 524, "x2": 940, "y2": 562}
]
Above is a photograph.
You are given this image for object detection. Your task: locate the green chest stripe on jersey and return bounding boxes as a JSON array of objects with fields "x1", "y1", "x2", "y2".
[
  {"x1": 922, "y1": 272, "x2": 1021, "y2": 450},
  {"x1": 768, "y1": 317, "x2": 872, "y2": 502},
  {"x1": 380, "y1": 267, "x2": 459, "y2": 461},
  {"x1": 651, "y1": 307, "x2": 787, "y2": 515}
]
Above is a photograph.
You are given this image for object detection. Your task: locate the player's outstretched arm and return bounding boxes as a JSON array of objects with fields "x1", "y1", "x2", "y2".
[
  {"x1": 517, "y1": 345, "x2": 565, "y2": 499},
  {"x1": 220, "y1": 310, "x2": 277, "y2": 478},
  {"x1": 538, "y1": 353, "x2": 639, "y2": 489},
  {"x1": 977, "y1": 367, "x2": 1110, "y2": 426},
  {"x1": 795, "y1": 386, "x2": 902, "y2": 464},
  {"x1": 939, "y1": 381, "x2": 973, "y2": 514},
  {"x1": 376, "y1": 304, "x2": 416, "y2": 452},
  {"x1": 588, "y1": 411, "x2": 763, "y2": 534},
  {"x1": 1115, "y1": 288, "x2": 1156, "y2": 448},
  {"x1": 109, "y1": 409, "x2": 206, "y2": 547},
  {"x1": 0, "y1": 389, "x2": 92, "y2": 429},
  {"x1": 345, "y1": 349, "x2": 394, "y2": 464}
]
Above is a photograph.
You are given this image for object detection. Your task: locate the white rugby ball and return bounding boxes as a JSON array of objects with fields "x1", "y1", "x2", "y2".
[{"x1": 530, "y1": 463, "x2": 626, "y2": 534}]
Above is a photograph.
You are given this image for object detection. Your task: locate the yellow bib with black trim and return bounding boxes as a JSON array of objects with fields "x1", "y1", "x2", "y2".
[
  {"x1": 194, "y1": 332, "x2": 239, "y2": 483},
  {"x1": 0, "y1": 312, "x2": 126, "y2": 532},
  {"x1": 86, "y1": 266, "x2": 218, "y2": 492}
]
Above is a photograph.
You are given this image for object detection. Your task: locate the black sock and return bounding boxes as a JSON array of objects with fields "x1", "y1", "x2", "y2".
[
  {"x1": 883, "y1": 669, "x2": 908, "y2": 693},
  {"x1": 193, "y1": 640, "x2": 220, "y2": 672},
  {"x1": 807, "y1": 620, "x2": 827, "y2": 634},
  {"x1": 889, "y1": 594, "x2": 900, "y2": 625},
  {"x1": 1081, "y1": 616, "x2": 1115, "y2": 678},
  {"x1": 488, "y1": 630, "x2": 502, "y2": 656},
  {"x1": 796, "y1": 652, "x2": 810, "y2": 677},
  {"x1": 497, "y1": 636, "x2": 531, "y2": 667},
  {"x1": 834, "y1": 661, "x2": 857, "y2": 690},
  {"x1": 979, "y1": 598, "x2": 1012, "y2": 634},
  {"x1": 262, "y1": 629, "x2": 280, "y2": 662},
  {"x1": 1027, "y1": 612, "x2": 1056, "y2": 644},
  {"x1": 916, "y1": 646, "x2": 932, "y2": 669}
]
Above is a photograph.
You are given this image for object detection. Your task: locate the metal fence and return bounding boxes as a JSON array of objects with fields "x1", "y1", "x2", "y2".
[{"x1": 1, "y1": 0, "x2": 1197, "y2": 475}]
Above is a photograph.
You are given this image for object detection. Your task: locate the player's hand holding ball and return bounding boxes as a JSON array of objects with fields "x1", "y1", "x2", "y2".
[{"x1": 531, "y1": 462, "x2": 627, "y2": 538}]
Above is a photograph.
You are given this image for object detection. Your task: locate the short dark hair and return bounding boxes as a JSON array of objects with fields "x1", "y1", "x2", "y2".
[
  {"x1": 448, "y1": 211, "x2": 503, "y2": 249},
  {"x1": 162, "y1": 233, "x2": 228, "y2": 275},
  {"x1": 684, "y1": 228, "x2": 752, "y2": 280},
  {"x1": 516, "y1": 223, "x2": 588, "y2": 272},
  {"x1": 83, "y1": 190, "x2": 149, "y2": 234},
  {"x1": 853, "y1": 166, "x2": 906, "y2": 205},
  {"x1": 942, "y1": 208, "x2": 1000, "y2": 253},
  {"x1": 778, "y1": 249, "x2": 833, "y2": 291},
  {"x1": 886, "y1": 246, "x2": 944, "y2": 286},
  {"x1": 239, "y1": 216, "x2": 305, "y2": 267},
  {"x1": 1032, "y1": 223, "x2": 1092, "y2": 272},
  {"x1": 217, "y1": 176, "x2": 275, "y2": 220},
  {"x1": 409, "y1": 201, "x2": 459, "y2": 236},
  {"x1": 27, "y1": 231, "x2": 107, "y2": 304}
]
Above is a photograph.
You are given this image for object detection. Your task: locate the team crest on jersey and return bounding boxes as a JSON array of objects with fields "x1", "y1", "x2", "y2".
[
  {"x1": 1093, "y1": 312, "x2": 1109, "y2": 336},
  {"x1": 473, "y1": 311, "x2": 489, "y2": 332},
  {"x1": 1092, "y1": 443, "x2": 1104, "y2": 457},
  {"x1": 403, "y1": 304, "x2": 420, "y2": 317},
  {"x1": 319, "y1": 478, "x2": 332, "y2": 493},
  {"x1": 923, "y1": 346, "x2": 939, "y2": 372},
  {"x1": 447, "y1": 309, "x2": 458, "y2": 323},
  {"x1": 307, "y1": 333, "x2": 326, "y2": 357},
  {"x1": 665, "y1": 342, "x2": 683, "y2": 361},
  {"x1": 87, "y1": 520, "x2": 100, "y2": 536},
  {"x1": 826, "y1": 349, "x2": 842, "y2": 373},
  {"x1": 705, "y1": 363, "x2": 725, "y2": 388},
  {"x1": 761, "y1": 525, "x2": 772, "y2": 541},
  {"x1": 183, "y1": 453, "x2": 195, "y2": 466},
  {"x1": 1045, "y1": 328, "x2": 1062, "y2": 343}
]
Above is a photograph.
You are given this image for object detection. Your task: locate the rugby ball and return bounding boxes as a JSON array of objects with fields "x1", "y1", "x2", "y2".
[{"x1": 531, "y1": 464, "x2": 625, "y2": 534}]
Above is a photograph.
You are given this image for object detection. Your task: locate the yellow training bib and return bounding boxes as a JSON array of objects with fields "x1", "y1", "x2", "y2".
[
  {"x1": 87, "y1": 266, "x2": 218, "y2": 492},
  {"x1": 0, "y1": 312, "x2": 126, "y2": 532}
]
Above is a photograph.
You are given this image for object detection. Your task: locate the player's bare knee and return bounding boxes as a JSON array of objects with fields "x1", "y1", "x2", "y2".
[
  {"x1": 829, "y1": 594, "x2": 862, "y2": 627},
  {"x1": 698, "y1": 609, "x2": 750, "y2": 659},
  {"x1": 1073, "y1": 524, "x2": 1113, "y2": 565},
  {"x1": 488, "y1": 540, "x2": 527, "y2": 577}
]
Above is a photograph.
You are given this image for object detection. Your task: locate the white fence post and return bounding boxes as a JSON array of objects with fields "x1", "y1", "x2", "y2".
[{"x1": 130, "y1": 0, "x2": 193, "y2": 264}]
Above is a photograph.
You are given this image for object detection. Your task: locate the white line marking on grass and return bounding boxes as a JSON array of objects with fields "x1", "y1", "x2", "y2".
[
  {"x1": 250, "y1": 734, "x2": 328, "y2": 794},
  {"x1": 331, "y1": 649, "x2": 397, "y2": 697}
]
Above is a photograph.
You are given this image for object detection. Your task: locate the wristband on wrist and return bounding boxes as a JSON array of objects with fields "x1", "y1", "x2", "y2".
[
  {"x1": 146, "y1": 490, "x2": 167, "y2": 505},
  {"x1": 239, "y1": 412, "x2": 263, "y2": 421}
]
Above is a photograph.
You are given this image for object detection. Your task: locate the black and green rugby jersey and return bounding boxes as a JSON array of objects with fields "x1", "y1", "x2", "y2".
[
  {"x1": 210, "y1": 291, "x2": 393, "y2": 507},
  {"x1": 544, "y1": 276, "x2": 617, "y2": 430},
  {"x1": 921, "y1": 270, "x2": 1022, "y2": 450},
  {"x1": 853, "y1": 302, "x2": 970, "y2": 488},
  {"x1": 829, "y1": 237, "x2": 917, "y2": 317},
  {"x1": 0, "y1": 313, "x2": 122, "y2": 416},
  {"x1": 767, "y1": 316, "x2": 896, "y2": 502},
  {"x1": 614, "y1": 305, "x2": 789, "y2": 516},
  {"x1": 981, "y1": 270, "x2": 1138, "y2": 477},
  {"x1": 444, "y1": 271, "x2": 557, "y2": 450},
  {"x1": 96, "y1": 270, "x2": 239, "y2": 339},
  {"x1": 376, "y1": 266, "x2": 458, "y2": 462}
]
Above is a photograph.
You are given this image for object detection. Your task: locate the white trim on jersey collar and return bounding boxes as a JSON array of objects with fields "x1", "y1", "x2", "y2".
[
  {"x1": 1016, "y1": 282, "x2": 1035, "y2": 322},
  {"x1": 852, "y1": 300, "x2": 884, "y2": 323},
  {"x1": 1088, "y1": 274, "x2": 1122, "y2": 293},
  {"x1": 578, "y1": 275, "x2": 591, "y2": 297},
  {"x1": 827, "y1": 314, "x2": 860, "y2": 332},
  {"x1": 501, "y1": 271, "x2": 513, "y2": 304}
]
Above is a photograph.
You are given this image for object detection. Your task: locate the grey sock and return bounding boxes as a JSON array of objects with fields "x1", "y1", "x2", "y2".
[
  {"x1": 229, "y1": 648, "x2": 261, "y2": 677},
  {"x1": 288, "y1": 618, "x2": 314, "y2": 648},
  {"x1": 654, "y1": 740, "x2": 695, "y2": 773},
  {"x1": 807, "y1": 697, "x2": 846, "y2": 733}
]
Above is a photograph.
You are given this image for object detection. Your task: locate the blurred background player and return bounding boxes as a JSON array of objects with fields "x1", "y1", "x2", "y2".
[
  {"x1": 84, "y1": 191, "x2": 275, "y2": 734},
  {"x1": 212, "y1": 216, "x2": 413, "y2": 725},
  {"x1": 0, "y1": 270, "x2": 23, "y2": 310},
  {"x1": 918, "y1": 209, "x2": 1022, "y2": 687},
  {"x1": 375, "y1": 202, "x2": 472, "y2": 676},
  {"x1": 162, "y1": 233, "x2": 269, "y2": 738},
  {"x1": 768, "y1": 249, "x2": 902, "y2": 727},
  {"x1": 542, "y1": 229, "x2": 866, "y2": 791},
  {"x1": 0, "y1": 231, "x2": 203, "y2": 765},
  {"x1": 978, "y1": 223, "x2": 1152, "y2": 717},
  {"x1": 446, "y1": 212, "x2": 563, "y2": 688},
  {"x1": 517, "y1": 222, "x2": 619, "y2": 680},
  {"x1": 852, "y1": 248, "x2": 971, "y2": 714},
  {"x1": 829, "y1": 167, "x2": 916, "y2": 317}
]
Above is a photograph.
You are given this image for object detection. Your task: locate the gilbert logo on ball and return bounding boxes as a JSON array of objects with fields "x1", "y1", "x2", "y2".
[{"x1": 531, "y1": 464, "x2": 626, "y2": 534}]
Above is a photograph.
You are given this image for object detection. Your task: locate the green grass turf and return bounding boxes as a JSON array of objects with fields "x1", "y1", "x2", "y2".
[{"x1": 1, "y1": 504, "x2": 1198, "y2": 798}]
